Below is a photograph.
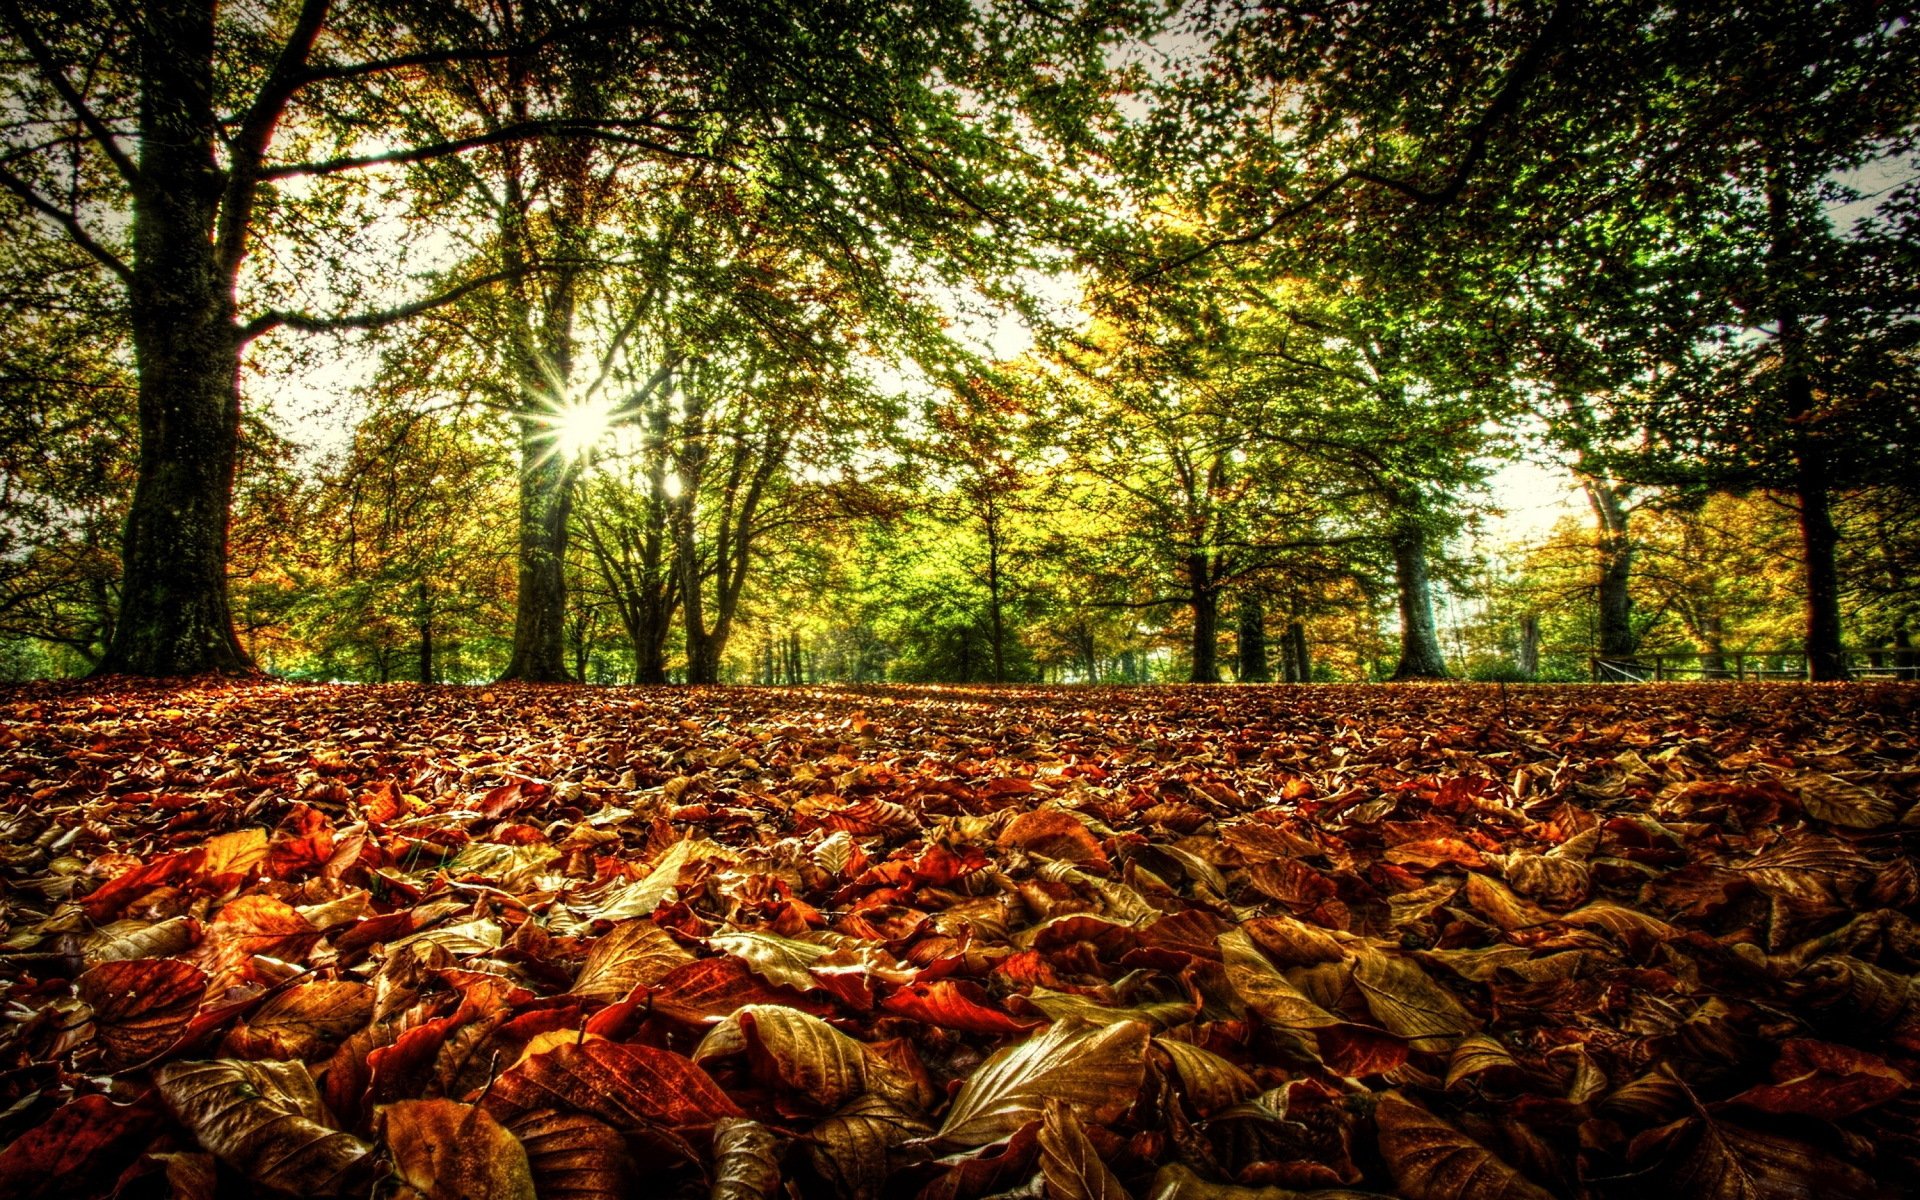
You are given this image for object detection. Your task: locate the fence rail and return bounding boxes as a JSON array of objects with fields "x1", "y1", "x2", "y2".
[{"x1": 1578, "y1": 648, "x2": 1918, "y2": 682}]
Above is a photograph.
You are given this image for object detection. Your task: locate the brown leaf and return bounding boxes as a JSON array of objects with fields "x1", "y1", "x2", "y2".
[
  {"x1": 154, "y1": 1058, "x2": 371, "y2": 1194},
  {"x1": 1788, "y1": 773, "x2": 1898, "y2": 828},
  {"x1": 711, "y1": 1117, "x2": 784, "y2": 1200},
  {"x1": 1146, "y1": 1161, "x2": 1390, "y2": 1198},
  {"x1": 567, "y1": 919, "x2": 693, "y2": 1001},
  {"x1": 1633, "y1": 1110, "x2": 1885, "y2": 1200},
  {"x1": 647, "y1": 955, "x2": 831, "y2": 1024},
  {"x1": 1350, "y1": 948, "x2": 1478, "y2": 1051},
  {"x1": 1728, "y1": 1039, "x2": 1911, "y2": 1120},
  {"x1": 1039, "y1": 1096, "x2": 1133, "y2": 1200},
  {"x1": 880, "y1": 979, "x2": 1043, "y2": 1036},
  {"x1": 937, "y1": 1019, "x2": 1149, "y2": 1147},
  {"x1": 224, "y1": 980, "x2": 373, "y2": 1060},
  {"x1": 383, "y1": 1099, "x2": 536, "y2": 1200},
  {"x1": 484, "y1": 1039, "x2": 742, "y2": 1131},
  {"x1": 1374, "y1": 1092, "x2": 1552, "y2": 1200},
  {"x1": 805, "y1": 1095, "x2": 932, "y2": 1200},
  {"x1": 1218, "y1": 928, "x2": 1341, "y2": 1030},
  {"x1": 501, "y1": 1109, "x2": 634, "y2": 1200},
  {"x1": 75, "y1": 957, "x2": 207, "y2": 1070},
  {"x1": 1155, "y1": 1037, "x2": 1258, "y2": 1116},
  {"x1": 695, "y1": 1004, "x2": 873, "y2": 1115},
  {"x1": 999, "y1": 809, "x2": 1111, "y2": 871},
  {"x1": 82, "y1": 915, "x2": 199, "y2": 963}
]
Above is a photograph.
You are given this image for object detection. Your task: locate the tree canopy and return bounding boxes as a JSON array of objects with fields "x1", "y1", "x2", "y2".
[{"x1": 2, "y1": 0, "x2": 1914, "y2": 684}]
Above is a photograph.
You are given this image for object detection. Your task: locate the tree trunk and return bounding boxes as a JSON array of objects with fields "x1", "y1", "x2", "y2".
[
  {"x1": 1189, "y1": 553, "x2": 1221, "y2": 683},
  {"x1": 1769, "y1": 168, "x2": 1848, "y2": 681},
  {"x1": 1700, "y1": 615, "x2": 1728, "y2": 679},
  {"x1": 1236, "y1": 591, "x2": 1270, "y2": 682},
  {"x1": 95, "y1": 0, "x2": 252, "y2": 677},
  {"x1": 416, "y1": 580, "x2": 434, "y2": 684},
  {"x1": 502, "y1": 426, "x2": 575, "y2": 680},
  {"x1": 1389, "y1": 519, "x2": 1447, "y2": 679},
  {"x1": 1288, "y1": 620, "x2": 1311, "y2": 683},
  {"x1": 1580, "y1": 476, "x2": 1637, "y2": 668},
  {"x1": 1518, "y1": 614, "x2": 1540, "y2": 677}
]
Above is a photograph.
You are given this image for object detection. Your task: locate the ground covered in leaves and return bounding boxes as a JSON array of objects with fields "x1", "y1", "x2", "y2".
[{"x1": 1, "y1": 681, "x2": 1918, "y2": 1200}]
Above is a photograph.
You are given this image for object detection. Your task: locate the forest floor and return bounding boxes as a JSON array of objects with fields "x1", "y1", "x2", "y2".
[{"x1": 1, "y1": 679, "x2": 1917, "y2": 1199}]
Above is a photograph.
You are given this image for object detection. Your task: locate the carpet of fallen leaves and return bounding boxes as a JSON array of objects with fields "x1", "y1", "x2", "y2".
[{"x1": 1, "y1": 681, "x2": 1918, "y2": 1200}]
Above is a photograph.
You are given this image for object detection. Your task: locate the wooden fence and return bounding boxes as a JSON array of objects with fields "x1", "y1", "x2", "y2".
[{"x1": 1583, "y1": 648, "x2": 1918, "y2": 682}]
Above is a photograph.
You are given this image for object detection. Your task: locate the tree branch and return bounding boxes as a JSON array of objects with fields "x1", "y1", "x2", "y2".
[
  {"x1": 1135, "y1": 2, "x2": 1568, "y2": 281},
  {"x1": 261, "y1": 119, "x2": 721, "y2": 180},
  {"x1": 0, "y1": 0, "x2": 141, "y2": 188},
  {"x1": 218, "y1": 0, "x2": 331, "y2": 277},
  {"x1": 0, "y1": 162, "x2": 131, "y2": 280},
  {"x1": 236, "y1": 265, "x2": 559, "y2": 343}
]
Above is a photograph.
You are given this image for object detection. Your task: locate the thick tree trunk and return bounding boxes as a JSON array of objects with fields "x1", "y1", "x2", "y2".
[
  {"x1": 502, "y1": 428, "x2": 575, "y2": 680},
  {"x1": 1236, "y1": 591, "x2": 1270, "y2": 682},
  {"x1": 1581, "y1": 476, "x2": 1636, "y2": 667},
  {"x1": 1189, "y1": 554, "x2": 1220, "y2": 683},
  {"x1": 1785, "y1": 346, "x2": 1847, "y2": 680},
  {"x1": 1288, "y1": 620, "x2": 1311, "y2": 683},
  {"x1": 1518, "y1": 614, "x2": 1541, "y2": 677},
  {"x1": 1769, "y1": 169, "x2": 1848, "y2": 681},
  {"x1": 1700, "y1": 616, "x2": 1728, "y2": 679},
  {"x1": 96, "y1": 0, "x2": 252, "y2": 677},
  {"x1": 1389, "y1": 519, "x2": 1448, "y2": 679}
]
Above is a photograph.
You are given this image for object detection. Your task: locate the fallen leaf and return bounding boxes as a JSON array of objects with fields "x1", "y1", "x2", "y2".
[
  {"x1": 154, "y1": 1058, "x2": 371, "y2": 1194},
  {"x1": 938, "y1": 1019, "x2": 1149, "y2": 1146},
  {"x1": 75, "y1": 957, "x2": 207, "y2": 1069},
  {"x1": 1375, "y1": 1091, "x2": 1552, "y2": 1200},
  {"x1": 383, "y1": 1098, "x2": 536, "y2": 1200}
]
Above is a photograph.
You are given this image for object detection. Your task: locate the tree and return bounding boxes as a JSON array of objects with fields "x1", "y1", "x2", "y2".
[{"x1": 1, "y1": 0, "x2": 1145, "y2": 676}]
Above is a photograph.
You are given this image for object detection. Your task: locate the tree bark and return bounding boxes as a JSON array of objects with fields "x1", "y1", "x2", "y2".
[
  {"x1": 1389, "y1": 518, "x2": 1448, "y2": 679},
  {"x1": 95, "y1": 0, "x2": 252, "y2": 676},
  {"x1": 1288, "y1": 620, "x2": 1311, "y2": 683},
  {"x1": 416, "y1": 580, "x2": 434, "y2": 683},
  {"x1": 1188, "y1": 552, "x2": 1221, "y2": 683},
  {"x1": 1581, "y1": 475, "x2": 1637, "y2": 669},
  {"x1": 1769, "y1": 167, "x2": 1849, "y2": 681},
  {"x1": 986, "y1": 500, "x2": 1006, "y2": 683},
  {"x1": 1236, "y1": 591, "x2": 1270, "y2": 682},
  {"x1": 1518, "y1": 614, "x2": 1540, "y2": 677},
  {"x1": 502, "y1": 424, "x2": 576, "y2": 680}
]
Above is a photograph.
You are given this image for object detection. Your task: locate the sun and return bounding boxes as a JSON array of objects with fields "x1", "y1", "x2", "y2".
[{"x1": 545, "y1": 398, "x2": 616, "y2": 461}]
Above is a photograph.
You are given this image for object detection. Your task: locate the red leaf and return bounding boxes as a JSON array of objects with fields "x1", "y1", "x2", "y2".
[
  {"x1": 881, "y1": 979, "x2": 1042, "y2": 1036},
  {"x1": 485, "y1": 1040, "x2": 743, "y2": 1131},
  {"x1": 0, "y1": 1094, "x2": 164, "y2": 1200}
]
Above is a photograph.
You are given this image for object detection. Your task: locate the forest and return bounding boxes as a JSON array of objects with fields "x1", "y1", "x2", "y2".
[
  {"x1": 6, "y1": 6, "x2": 1920, "y2": 1199},
  {"x1": 0, "y1": 0, "x2": 1912, "y2": 687}
]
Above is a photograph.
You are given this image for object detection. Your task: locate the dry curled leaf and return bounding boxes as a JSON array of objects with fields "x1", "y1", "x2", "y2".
[
  {"x1": 382, "y1": 1099, "x2": 535, "y2": 1200},
  {"x1": 937, "y1": 1019, "x2": 1150, "y2": 1147},
  {"x1": 1039, "y1": 1096, "x2": 1132, "y2": 1200},
  {"x1": 1374, "y1": 1092, "x2": 1553, "y2": 1200},
  {"x1": 75, "y1": 957, "x2": 206, "y2": 1070},
  {"x1": 711, "y1": 1117, "x2": 784, "y2": 1200},
  {"x1": 567, "y1": 918, "x2": 693, "y2": 1001},
  {"x1": 154, "y1": 1058, "x2": 371, "y2": 1195}
]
